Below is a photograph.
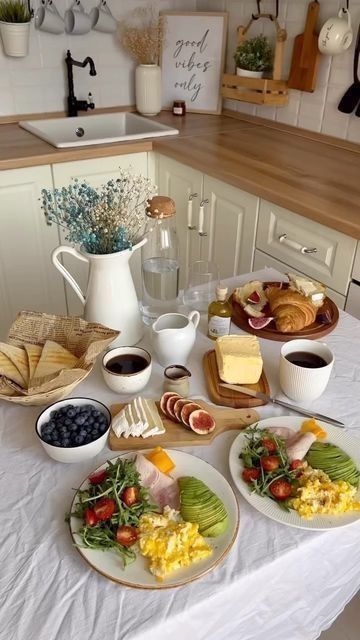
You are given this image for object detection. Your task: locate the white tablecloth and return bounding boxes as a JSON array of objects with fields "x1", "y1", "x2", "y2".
[{"x1": 1, "y1": 268, "x2": 360, "y2": 640}]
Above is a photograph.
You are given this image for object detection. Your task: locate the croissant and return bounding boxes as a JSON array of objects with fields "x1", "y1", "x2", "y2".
[{"x1": 266, "y1": 288, "x2": 317, "y2": 333}]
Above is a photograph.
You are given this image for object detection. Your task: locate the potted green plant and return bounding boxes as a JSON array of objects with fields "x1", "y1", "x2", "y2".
[
  {"x1": 234, "y1": 35, "x2": 273, "y2": 78},
  {"x1": 0, "y1": 0, "x2": 31, "y2": 58}
]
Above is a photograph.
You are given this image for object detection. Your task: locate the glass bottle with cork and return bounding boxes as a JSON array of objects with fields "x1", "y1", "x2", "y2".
[
  {"x1": 207, "y1": 284, "x2": 232, "y2": 340},
  {"x1": 140, "y1": 195, "x2": 180, "y2": 325}
]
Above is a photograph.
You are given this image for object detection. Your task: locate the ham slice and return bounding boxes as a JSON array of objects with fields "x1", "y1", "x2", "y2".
[
  {"x1": 286, "y1": 432, "x2": 316, "y2": 462},
  {"x1": 267, "y1": 427, "x2": 295, "y2": 441},
  {"x1": 135, "y1": 454, "x2": 180, "y2": 509}
]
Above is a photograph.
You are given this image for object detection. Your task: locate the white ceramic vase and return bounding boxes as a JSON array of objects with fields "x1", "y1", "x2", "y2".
[
  {"x1": 0, "y1": 21, "x2": 30, "y2": 57},
  {"x1": 135, "y1": 64, "x2": 162, "y2": 116},
  {"x1": 52, "y1": 239, "x2": 146, "y2": 346}
]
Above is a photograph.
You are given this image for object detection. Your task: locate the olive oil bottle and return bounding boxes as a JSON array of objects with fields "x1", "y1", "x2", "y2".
[{"x1": 208, "y1": 285, "x2": 232, "y2": 340}]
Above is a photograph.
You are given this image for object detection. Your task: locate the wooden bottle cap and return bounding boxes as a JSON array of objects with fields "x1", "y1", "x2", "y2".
[{"x1": 146, "y1": 196, "x2": 176, "y2": 218}]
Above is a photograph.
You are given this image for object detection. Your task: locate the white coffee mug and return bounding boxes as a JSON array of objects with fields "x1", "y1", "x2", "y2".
[
  {"x1": 35, "y1": 0, "x2": 64, "y2": 34},
  {"x1": 318, "y1": 8, "x2": 353, "y2": 55},
  {"x1": 65, "y1": 0, "x2": 92, "y2": 35},
  {"x1": 90, "y1": 0, "x2": 117, "y2": 33},
  {"x1": 279, "y1": 339, "x2": 334, "y2": 402}
]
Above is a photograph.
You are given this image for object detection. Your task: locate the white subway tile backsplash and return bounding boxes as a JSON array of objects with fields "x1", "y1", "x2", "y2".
[
  {"x1": 0, "y1": 0, "x2": 359, "y2": 146},
  {"x1": 197, "y1": 0, "x2": 360, "y2": 143}
]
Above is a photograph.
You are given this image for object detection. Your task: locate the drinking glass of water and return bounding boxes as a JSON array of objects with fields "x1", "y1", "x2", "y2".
[{"x1": 183, "y1": 261, "x2": 220, "y2": 312}]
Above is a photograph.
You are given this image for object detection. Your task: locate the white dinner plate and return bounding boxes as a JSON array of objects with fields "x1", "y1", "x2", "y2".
[
  {"x1": 229, "y1": 417, "x2": 360, "y2": 531},
  {"x1": 70, "y1": 449, "x2": 239, "y2": 589}
]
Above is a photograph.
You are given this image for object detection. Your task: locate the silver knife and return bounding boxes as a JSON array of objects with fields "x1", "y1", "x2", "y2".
[{"x1": 219, "y1": 383, "x2": 345, "y2": 428}]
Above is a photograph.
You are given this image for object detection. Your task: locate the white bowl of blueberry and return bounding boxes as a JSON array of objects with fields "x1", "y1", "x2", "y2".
[{"x1": 36, "y1": 397, "x2": 111, "y2": 463}]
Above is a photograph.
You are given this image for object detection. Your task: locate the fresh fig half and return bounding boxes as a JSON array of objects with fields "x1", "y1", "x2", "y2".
[
  {"x1": 180, "y1": 402, "x2": 202, "y2": 429},
  {"x1": 188, "y1": 410, "x2": 216, "y2": 435},
  {"x1": 248, "y1": 316, "x2": 274, "y2": 329},
  {"x1": 160, "y1": 392, "x2": 180, "y2": 418},
  {"x1": 166, "y1": 393, "x2": 182, "y2": 420},
  {"x1": 317, "y1": 309, "x2": 332, "y2": 325},
  {"x1": 247, "y1": 290, "x2": 261, "y2": 304},
  {"x1": 173, "y1": 398, "x2": 191, "y2": 423}
]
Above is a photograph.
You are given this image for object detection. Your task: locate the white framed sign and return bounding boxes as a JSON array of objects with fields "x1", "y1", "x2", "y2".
[{"x1": 160, "y1": 12, "x2": 228, "y2": 114}]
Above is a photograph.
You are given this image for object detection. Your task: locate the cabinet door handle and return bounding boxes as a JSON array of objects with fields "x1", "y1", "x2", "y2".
[
  {"x1": 278, "y1": 233, "x2": 317, "y2": 255},
  {"x1": 187, "y1": 193, "x2": 198, "y2": 229},
  {"x1": 198, "y1": 198, "x2": 209, "y2": 237}
]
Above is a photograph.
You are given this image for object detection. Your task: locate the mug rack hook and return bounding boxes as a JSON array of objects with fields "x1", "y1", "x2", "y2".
[{"x1": 252, "y1": 0, "x2": 279, "y2": 21}]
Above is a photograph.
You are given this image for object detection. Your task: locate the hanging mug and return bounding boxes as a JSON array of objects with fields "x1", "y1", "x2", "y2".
[
  {"x1": 318, "y1": 8, "x2": 353, "y2": 55},
  {"x1": 90, "y1": 0, "x2": 117, "y2": 33},
  {"x1": 65, "y1": 0, "x2": 92, "y2": 35},
  {"x1": 35, "y1": 0, "x2": 64, "y2": 34}
]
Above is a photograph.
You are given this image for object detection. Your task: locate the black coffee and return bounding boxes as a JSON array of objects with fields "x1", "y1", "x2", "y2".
[
  {"x1": 106, "y1": 354, "x2": 148, "y2": 375},
  {"x1": 285, "y1": 351, "x2": 327, "y2": 368}
]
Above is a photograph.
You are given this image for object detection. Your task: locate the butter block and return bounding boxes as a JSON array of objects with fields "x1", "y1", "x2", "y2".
[{"x1": 215, "y1": 335, "x2": 263, "y2": 384}]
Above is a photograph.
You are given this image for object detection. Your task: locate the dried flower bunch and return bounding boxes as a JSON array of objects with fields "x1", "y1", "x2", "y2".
[
  {"x1": 118, "y1": 7, "x2": 165, "y2": 65},
  {"x1": 41, "y1": 169, "x2": 156, "y2": 255}
]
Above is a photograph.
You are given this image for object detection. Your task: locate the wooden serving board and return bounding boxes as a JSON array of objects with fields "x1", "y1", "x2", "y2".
[
  {"x1": 108, "y1": 399, "x2": 259, "y2": 450},
  {"x1": 288, "y1": 0, "x2": 321, "y2": 93},
  {"x1": 230, "y1": 292, "x2": 339, "y2": 342},
  {"x1": 203, "y1": 350, "x2": 270, "y2": 408}
]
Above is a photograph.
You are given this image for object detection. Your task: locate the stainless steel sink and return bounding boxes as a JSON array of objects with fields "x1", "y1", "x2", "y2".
[{"x1": 19, "y1": 112, "x2": 179, "y2": 148}]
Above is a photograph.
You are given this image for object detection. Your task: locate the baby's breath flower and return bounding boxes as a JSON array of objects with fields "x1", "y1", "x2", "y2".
[{"x1": 41, "y1": 168, "x2": 156, "y2": 254}]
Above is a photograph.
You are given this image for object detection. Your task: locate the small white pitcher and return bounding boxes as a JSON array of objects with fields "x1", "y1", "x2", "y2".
[
  {"x1": 151, "y1": 311, "x2": 200, "y2": 367},
  {"x1": 52, "y1": 240, "x2": 145, "y2": 346}
]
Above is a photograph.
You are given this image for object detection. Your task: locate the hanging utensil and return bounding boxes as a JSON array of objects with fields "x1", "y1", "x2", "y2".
[
  {"x1": 338, "y1": 24, "x2": 360, "y2": 114},
  {"x1": 288, "y1": 0, "x2": 321, "y2": 92}
]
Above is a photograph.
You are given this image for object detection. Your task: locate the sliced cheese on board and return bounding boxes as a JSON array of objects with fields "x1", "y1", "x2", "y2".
[{"x1": 111, "y1": 398, "x2": 165, "y2": 439}]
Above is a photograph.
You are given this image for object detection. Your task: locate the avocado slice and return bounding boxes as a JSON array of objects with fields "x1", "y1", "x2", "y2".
[{"x1": 178, "y1": 476, "x2": 228, "y2": 537}]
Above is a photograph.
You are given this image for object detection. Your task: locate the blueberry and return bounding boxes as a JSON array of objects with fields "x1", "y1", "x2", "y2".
[
  {"x1": 64, "y1": 418, "x2": 72, "y2": 426},
  {"x1": 74, "y1": 435, "x2": 84, "y2": 445},
  {"x1": 70, "y1": 424, "x2": 78, "y2": 432},
  {"x1": 79, "y1": 429, "x2": 87, "y2": 437},
  {"x1": 75, "y1": 416, "x2": 86, "y2": 426},
  {"x1": 67, "y1": 408, "x2": 76, "y2": 418},
  {"x1": 99, "y1": 424, "x2": 108, "y2": 434},
  {"x1": 63, "y1": 438, "x2": 70, "y2": 447},
  {"x1": 92, "y1": 409, "x2": 100, "y2": 417},
  {"x1": 53, "y1": 440, "x2": 61, "y2": 447}
]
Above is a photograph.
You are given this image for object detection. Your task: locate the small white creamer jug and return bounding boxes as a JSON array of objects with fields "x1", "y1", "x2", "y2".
[{"x1": 151, "y1": 311, "x2": 200, "y2": 367}]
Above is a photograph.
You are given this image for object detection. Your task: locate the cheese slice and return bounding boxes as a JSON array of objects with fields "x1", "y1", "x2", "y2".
[
  {"x1": 141, "y1": 399, "x2": 165, "y2": 438},
  {"x1": 215, "y1": 335, "x2": 263, "y2": 384},
  {"x1": 112, "y1": 398, "x2": 166, "y2": 439}
]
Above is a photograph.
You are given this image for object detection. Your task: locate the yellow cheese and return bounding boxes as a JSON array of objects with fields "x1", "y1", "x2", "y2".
[{"x1": 215, "y1": 335, "x2": 263, "y2": 384}]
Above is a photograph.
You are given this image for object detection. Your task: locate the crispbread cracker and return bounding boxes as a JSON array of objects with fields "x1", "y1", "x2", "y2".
[
  {"x1": 32, "y1": 340, "x2": 78, "y2": 382},
  {"x1": 0, "y1": 344, "x2": 27, "y2": 387},
  {"x1": 24, "y1": 343, "x2": 43, "y2": 381}
]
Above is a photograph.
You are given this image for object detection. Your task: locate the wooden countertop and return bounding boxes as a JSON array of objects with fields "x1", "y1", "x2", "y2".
[{"x1": 0, "y1": 110, "x2": 359, "y2": 239}]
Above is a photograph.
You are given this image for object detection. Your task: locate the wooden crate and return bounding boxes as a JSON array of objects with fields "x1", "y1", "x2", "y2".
[{"x1": 221, "y1": 73, "x2": 288, "y2": 106}]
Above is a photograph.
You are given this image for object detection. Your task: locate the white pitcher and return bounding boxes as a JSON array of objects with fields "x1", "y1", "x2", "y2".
[
  {"x1": 52, "y1": 240, "x2": 145, "y2": 346},
  {"x1": 151, "y1": 311, "x2": 200, "y2": 367}
]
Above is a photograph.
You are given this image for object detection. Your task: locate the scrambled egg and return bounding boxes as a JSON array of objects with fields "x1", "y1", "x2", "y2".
[
  {"x1": 290, "y1": 467, "x2": 360, "y2": 519},
  {"x1": 138, "y1": 506, "x2": 212, "y2": 580}
]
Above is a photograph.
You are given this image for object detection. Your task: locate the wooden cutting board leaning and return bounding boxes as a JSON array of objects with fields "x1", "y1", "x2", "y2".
[
  {"x1": 288, "y1": 0, "x2": 321, "y2": 92},
  {"x1": 109, "y1": 399, "x2": 259, "y2": 450}
]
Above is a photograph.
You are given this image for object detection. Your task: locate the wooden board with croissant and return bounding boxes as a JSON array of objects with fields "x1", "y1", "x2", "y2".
[{"x1": 231, "y1": 279, "x2": 339, "y2": 342}]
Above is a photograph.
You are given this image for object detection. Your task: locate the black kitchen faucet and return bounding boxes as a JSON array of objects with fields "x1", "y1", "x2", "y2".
[{"x1": 65, "y1": 50, "x2": 97, "y2": 117}]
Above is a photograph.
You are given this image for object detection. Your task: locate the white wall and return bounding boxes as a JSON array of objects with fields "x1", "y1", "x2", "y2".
[
  {"x1": 197, "y1": 0, "x2": 360, "y2": 143},
  {"x1": 0, "y1": 0, "x2": 196, "y2": 116}
]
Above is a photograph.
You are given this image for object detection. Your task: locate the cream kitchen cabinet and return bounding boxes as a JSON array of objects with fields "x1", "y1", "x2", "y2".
[
  {"x1": 256, "y1": 200, "x2": 357, "y2": 296},
  {"x1": 157, "y1": 155, "x2": 203, "y2": 289},
  {"x1": 0, "y1": 165, "x2": 66, "y2": 341},
  {"x1": 52, "y1": 153, "x2": 149, "y2": 316},
  {"x1": 157, "y1": 156, "x2": 259, "y2": 289}
]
